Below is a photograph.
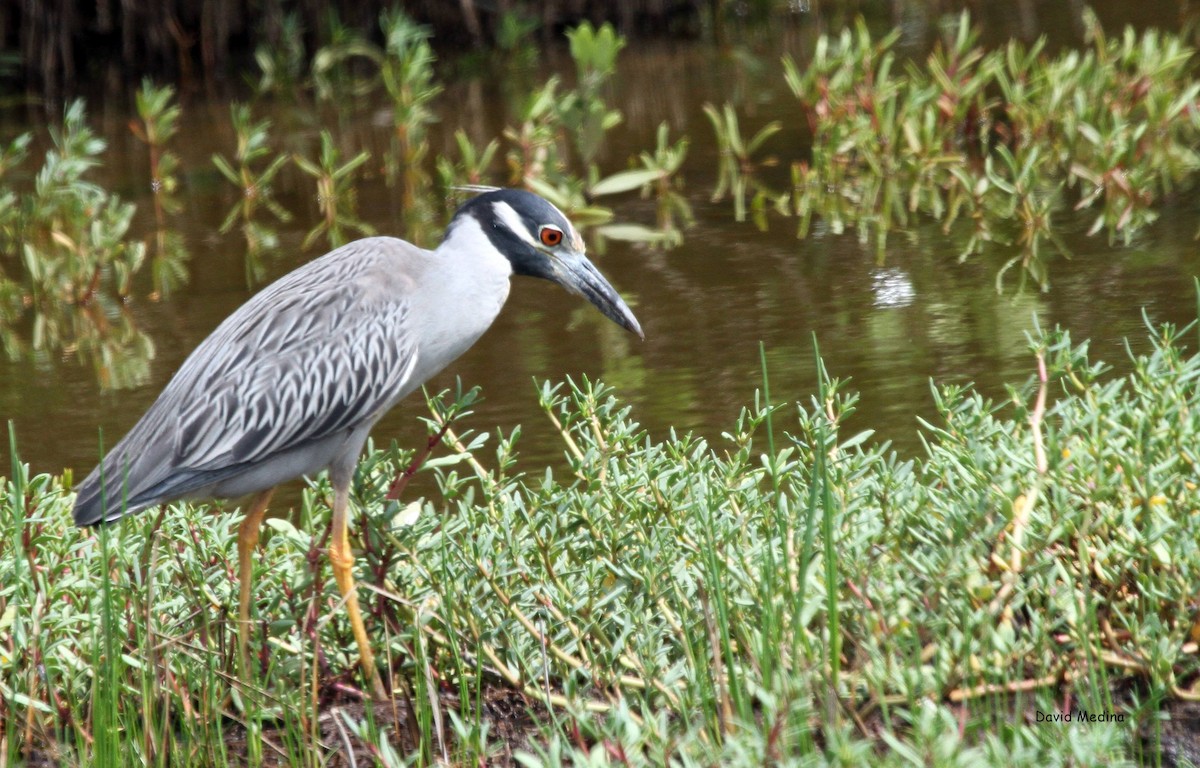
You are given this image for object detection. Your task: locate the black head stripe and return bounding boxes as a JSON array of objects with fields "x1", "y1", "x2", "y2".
[{"x1": 447, "y1": 189, "x2": 573, "y2": 279}]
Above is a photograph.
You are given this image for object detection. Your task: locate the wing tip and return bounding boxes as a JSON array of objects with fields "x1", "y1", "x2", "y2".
[
  {"x1": 72, "y1": 480, "x2": 110, "y2": 527},
  {"x1": 71, "y1": 470, "x2": 153, "y2": 527}
]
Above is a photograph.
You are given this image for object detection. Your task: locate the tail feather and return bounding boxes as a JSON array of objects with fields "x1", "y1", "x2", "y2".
[
  {"x1": 73, "y1": 443, "x2": 238, "y2": 526},
  {"x1": 72, "y1": 452, "x2": 154, "y2": 526}
]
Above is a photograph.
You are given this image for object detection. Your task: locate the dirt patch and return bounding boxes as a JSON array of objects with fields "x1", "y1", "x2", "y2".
[
  {"x1": 1146, "y1": 700, "x2": 1200, "y2": 768},
  {"x1": 222, "y1": 683, "x2": 549, "y2": 766}
]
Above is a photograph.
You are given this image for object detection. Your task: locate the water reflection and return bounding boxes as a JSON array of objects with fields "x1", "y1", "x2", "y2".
[{"x1": 871, "y1": 268, "x2": 915, "y2": 308}]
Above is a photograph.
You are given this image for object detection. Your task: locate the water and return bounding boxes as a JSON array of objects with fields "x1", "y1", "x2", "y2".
[{"x1": 3, "y1": 5, "x2": 1200, "y2": 499}]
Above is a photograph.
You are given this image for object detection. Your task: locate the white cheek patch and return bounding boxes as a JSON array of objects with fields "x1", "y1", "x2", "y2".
[{"x1": 492, "y1": 201, "x2": 539, "y2": 248}]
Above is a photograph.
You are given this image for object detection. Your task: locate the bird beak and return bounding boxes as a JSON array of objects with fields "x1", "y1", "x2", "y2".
[{"x1": 553, "y1": 252, "x2": 644, "y2": 340}]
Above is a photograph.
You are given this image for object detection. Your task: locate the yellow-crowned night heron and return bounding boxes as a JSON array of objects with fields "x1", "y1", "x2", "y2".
[{"x1": 73, "y1": 189, "x2": 642, "y2": 698}]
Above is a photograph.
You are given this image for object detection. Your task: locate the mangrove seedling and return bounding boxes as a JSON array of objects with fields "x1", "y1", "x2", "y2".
[
  {"x1": 435, "y1": 129, "x2": 500, "y2": 192},
  {"x1": 311, "y1": 8, "x2": 383, "y2": 103},
  {"x1": 293, "y1": 130, "x2": 373, "y2": 249},
  {"x1": 212, "y1": 103, "x2": 292, "y2": 281},
  {"x1": 129, "y1": 79, "x2": 182, "y2": 220},
  {"x1": 703, "y1": 101, "x2": 784, "y2": 223},
  {"x1": 253, "y1": 11, "x2": 307, "y2": 98},
  {"x1": 379, "y1": 8, "x2": 442, "y2": 183}
]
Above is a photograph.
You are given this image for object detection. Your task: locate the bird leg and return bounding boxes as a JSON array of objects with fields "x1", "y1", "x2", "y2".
[
  {"x1": 237, "y1": 488, "x2": 275, "y2": 678},
  {"x1": 329, "y1": 481, "x2": 388, "y2": 699}
]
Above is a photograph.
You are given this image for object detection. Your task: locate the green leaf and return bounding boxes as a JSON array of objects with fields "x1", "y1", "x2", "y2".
[{"x1": 589, "y1": 168, "x2": 662, "y2": 197}]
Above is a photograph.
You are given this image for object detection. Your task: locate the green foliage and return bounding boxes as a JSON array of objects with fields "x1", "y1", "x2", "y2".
[
  {"x1": 380, "y1": 8, "x2": 443, "y2": 177},
  {"x1": 311, "y1": 8, "x2": 383, "y2": 102},
  {"x1": 501, "y1": 21, "x2": 689, "y2": 236},
  {"x1": 8, "y1": 101, "x2": 145, "y2": 306},
  {"x1": 561, "y1": 22, "x2": 625, "y2": 169},
  {"x1": 130, "y1": 79, "x2": 182, "y2": 204},
  {"x1": 6, "y1": 315, "x2": 1200, "y2": 763},
  {"x1": 0, "y1": 132, "x2": 31, "y2": 244},
  {"x1": 495, "y1": 10, "x2": 540, "y2": 66},
  {"x1": 130, "y1": 79, "x2": 189, "y2": 298},
  {"x1": 293, "y1": 130, "x2": 374, "y2": 249},
  {"x1": 253, "y1": 11, "x2": 307, "y2": 98},
  {"x1": 704, "y1": 101, "x2": 784, "y2": 224},
  {"x1": 435, "y1": 129, "x2": 501, "y2": 190},
  {"x1": 593, "y1": 123, "x2": 693, "y2": 248},
  {"x1": 503, "y1": 75, "x2": 564, "y2": 186},
  {"x1": 0, "y1": 98, "x2": 151, "y2": 387},
  {"x1": 211, "y1": 103, "x2": 292, "y2": 282},
  {"x1": 775, "y1": 11, "x2": 1200, "y2": 288}
]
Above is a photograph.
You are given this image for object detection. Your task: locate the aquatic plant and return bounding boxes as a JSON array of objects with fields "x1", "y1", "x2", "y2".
[
  {"x1": 0, "y1": 132, "x2": 31, "y2": 244},
  {"x1": 311, "y1": 8, "x2": 383, "y2": 102},
  {"x1": 253, "y1": 10, "x2": 307, "y2": 98},
  {"x1": 435, "y1": 129, "x2": 500, "y2": 191},
  {"x1": 590, "y1": 122, "x2": 693, "y2": 248},
  {"x1": 494, "y1": 9, "x2": 541, "y2": 70},
  {"x1": 13, "y1": 101, "x2": 146, "y2": 306},
  {"x1": 0, "y1": 103, "x2": 157, "y2": 389},
  {"x1": 130, "y1": 80, "x2": 189, "y2": 297},
  {"x1": 129, "y1": 79, "x2": 182, "y2": 217},
  {"x1": 704, "y1": 101, "x2": 784, "y2": 223},
  {"x1": 212, "y1": 103, "x2": 292, "y2": 282},
  {"x1": 379, "y1": 9, "x2": 443, "y2": 181},
  {"x1": 776, "y1": 11, "x2": 1200, "y2": 288},
  {"x1": 641, "y1": 122, "x2": 694, "y2": 237},
  {"x1": 293, "y1": 130, "x2": 374, "y2": 249},
  {"x1": 503, "y1": 75, "x2": 562, "y2": 187},
  {"x1": 501, "y1": 21, "x2": 689, "y2": 233},
  {"x1": 560, "y1": 21, "x2": 625, "y2": 170}
]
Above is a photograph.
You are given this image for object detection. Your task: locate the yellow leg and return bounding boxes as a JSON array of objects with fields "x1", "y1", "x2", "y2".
[
  {"x1": 328, "y1": 481, "x2": 387, "y2": 699},
  {"x1": 237, "y1": 488, "x2": 274, "y2": 678}
]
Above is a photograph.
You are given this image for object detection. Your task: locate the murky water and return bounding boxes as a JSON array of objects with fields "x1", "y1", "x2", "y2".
[{"x1": 3, "y1": 3, "x2": 1200, "y2": 503}]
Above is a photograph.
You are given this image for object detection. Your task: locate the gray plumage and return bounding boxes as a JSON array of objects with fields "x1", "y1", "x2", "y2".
[{"x1": 74, "y1": 189, "x2": 642, "y2": 526}]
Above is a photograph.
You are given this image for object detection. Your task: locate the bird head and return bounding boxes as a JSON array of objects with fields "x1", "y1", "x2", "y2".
[{"x1": 448, "y1": 189, "x2": 644, "y2": 339}]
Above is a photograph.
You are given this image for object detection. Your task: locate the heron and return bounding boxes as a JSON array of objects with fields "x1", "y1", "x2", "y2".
[{"x1": 72, "y1": 188, "x2": 642, "y2": 698}]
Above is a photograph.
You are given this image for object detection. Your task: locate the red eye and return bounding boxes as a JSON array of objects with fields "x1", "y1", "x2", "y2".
[{"x1": 540, "y1": 226, "x2": 563, "y2": 247}]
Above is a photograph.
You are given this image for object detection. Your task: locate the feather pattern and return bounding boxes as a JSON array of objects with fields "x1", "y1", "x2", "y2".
[{"x1": 74, "y1": 238, "x2": 421, "y2": 525}]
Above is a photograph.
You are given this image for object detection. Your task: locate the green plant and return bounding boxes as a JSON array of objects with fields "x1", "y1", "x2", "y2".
[
  {"x1": 500, "y1": 22, "x2": 667, "y2": 226},
  {"x1": 435, "y1": 129, "x2": 500, "y2": 190},
  {"x1": 561, "y1": 21, "x2": 625, "y2": 170},
  {"x1": 311, "y1": 8, "x2": 382, "y2": 102},
  {"x1": 253, "y1": 11, "x2": 307, "y2": 98},
  {"x1": 8, "y1": 307, "x2": 1200, "y2": 762},
  {"x1": 129, "y1": 79, "x2": 182, "y2": 218},
  {"x1": 494, "y1": 9, "x2": 540, "y2": 69},
  {"x1": 379, "y1": 8, "x2": 442, "y2": 180},
  {"x1": 503, "y1": 76, "x2": 562, "y2": 186},
  {"x1": 0, "y1": 104, "x2": 155, "y2": 389},
  {"x1": 293, "y1": 130, "x2": 373, "y2": 249},
  {"x1": 212, "y1": 103, "x2": 292, "y2": 282},
  {"x1": 777, "y1": 11, "x2": 1200, "y2": 287},
  {"x1": 590, "y1": 122, "x2": 693, "y2": 247},
  {"x1": 703, "y1": 101, "x2": 784, "y2": 223},
  {"x1": 130, "y1": 80, "x2": 188, "y2": 297},
  {"x1": 0, "y1": 132, "x2": 31, "y2": 243},
  {"x1": 16, "y1": 101, "x2": 146, "y2": 305}
]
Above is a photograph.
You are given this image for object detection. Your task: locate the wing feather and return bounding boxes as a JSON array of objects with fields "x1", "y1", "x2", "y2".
[{"x1": 74, "y1": 238, "x2": 423, "y2": 525}]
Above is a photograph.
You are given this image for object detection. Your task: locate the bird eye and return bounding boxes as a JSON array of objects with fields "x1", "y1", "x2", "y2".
[{"x1": 539, "y1": 226, "x2": 564, "y2": 247}]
